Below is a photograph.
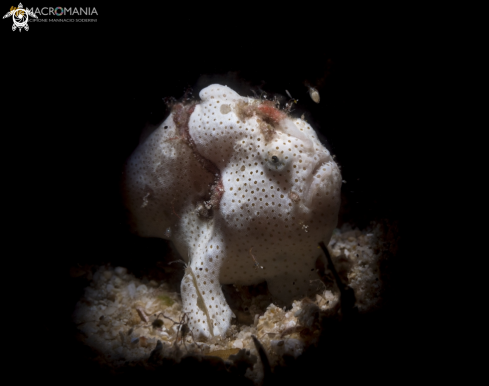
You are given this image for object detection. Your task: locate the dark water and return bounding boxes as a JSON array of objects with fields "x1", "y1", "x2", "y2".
[{"x1": 13, "y1": 7, "x2": 422, "y2": 385}]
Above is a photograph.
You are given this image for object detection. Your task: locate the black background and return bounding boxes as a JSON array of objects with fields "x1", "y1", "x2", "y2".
[{"x1": 6, "y1": 5, "x2": 423, "y2": 385}]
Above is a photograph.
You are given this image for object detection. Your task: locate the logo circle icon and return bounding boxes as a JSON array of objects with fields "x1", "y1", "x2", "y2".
[
  {"x1": 12, "y1": 8, "x2": 28, "y2": 28},
  {"x1": 3, "y1": 3, "x2": 38, "y2": 32}
]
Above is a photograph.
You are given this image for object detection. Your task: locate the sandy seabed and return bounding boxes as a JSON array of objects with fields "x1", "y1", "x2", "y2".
[{"x1": 73, "y1": 222, "x2": 395, "y2": 384}]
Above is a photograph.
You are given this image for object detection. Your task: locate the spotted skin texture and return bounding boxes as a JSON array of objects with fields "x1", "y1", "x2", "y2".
[{"x1": 123, "y1": 85, "x2": 341, "y2": 339}]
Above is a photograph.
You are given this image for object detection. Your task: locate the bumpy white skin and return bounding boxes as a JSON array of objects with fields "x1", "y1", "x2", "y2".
[{"x1": 123, "y1": 85, "x2": 341, "y2": 339}]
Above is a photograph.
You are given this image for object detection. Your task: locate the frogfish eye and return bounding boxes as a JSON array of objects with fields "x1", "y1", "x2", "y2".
[{"x1": 267, "y1": 152, "x2": 285, "y2": 171}]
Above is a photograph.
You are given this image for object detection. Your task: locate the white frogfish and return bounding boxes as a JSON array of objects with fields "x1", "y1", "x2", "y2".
[{"x1": 123, "y1": 84, "x2": 341, "y2": 339}]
